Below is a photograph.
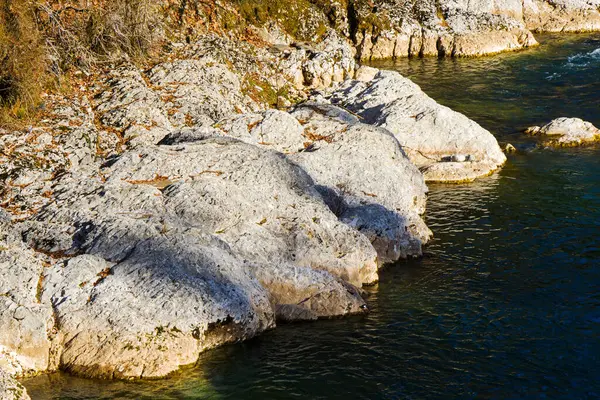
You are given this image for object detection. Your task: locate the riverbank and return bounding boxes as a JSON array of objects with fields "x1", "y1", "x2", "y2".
[
  {"x1": 1, "y1": 3, "x2": 600, "y2": 398},
  {"x1": 22, "y1": 149, "x2": 600, "y2": 399},
  {"x1": 21, "y1": 32, "x2": 600, "y2": 399},
  {"x1": 0, "y1": 31, "x2": 508, "y2": 382}
]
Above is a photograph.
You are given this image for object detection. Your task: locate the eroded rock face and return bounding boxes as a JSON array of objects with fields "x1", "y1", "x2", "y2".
[
  {"x1": 328, "y1": 70, "x2": 506, "y2": 182},
  {"x1": 215, "y1": 104, "x2": 432, "y2": 263},
  {"x1": 350, "y1": 0, "x2": 599, "y2": 60},
  {"x1": 350, "y1": 0, "x2": 537, "y2": 60},
  {"x1": 41, "y1": 238, "x2": 273, "y2": 379},
  {"x1": 0, "y1": 220, "x2": 56, "y2": 378},
  {"x1": 526, "y1": 117, "x2": 600, "y2": 147},
  {"x1": 0, "y1": 368, "x2": 30, "y2": 400},
  {"x1": 523, "y1": 0, "x2": 600, "y2": 33}
]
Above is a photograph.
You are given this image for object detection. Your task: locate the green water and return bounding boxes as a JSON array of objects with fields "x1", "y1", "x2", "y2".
[{"x1": 23, "y1": 33, "x2": 600, "y2": 399}]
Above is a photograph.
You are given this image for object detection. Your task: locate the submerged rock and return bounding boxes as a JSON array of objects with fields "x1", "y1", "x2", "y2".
[
  {"x1": 328, "y1": 70, "x2": 506, "y2": 182},
  {"x1": 526, "y1": 117, "x2": 600, "y2": 147}
]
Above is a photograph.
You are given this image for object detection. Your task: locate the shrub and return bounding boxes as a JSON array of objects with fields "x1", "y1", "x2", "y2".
[
  {"x1": 85, "y1": 0, "x2": 163, "y2": 59},
  {"x1": 0, "y1": 0, "x2": 165, "y2": 126},
  {"x1": 0, "y1": 0, "x2": 46, "y2": 116}
]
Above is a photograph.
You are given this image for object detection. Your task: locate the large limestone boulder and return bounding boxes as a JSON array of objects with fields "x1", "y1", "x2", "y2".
[
  {"x1": 328, "y1": 70, "x2": 507, "y2": 182},
  {"x1": 104, "y1": 138, "x2": 378, "y2": 287},
  {"x1": 16, "y1": 178, "x2": 276, "y2": 379},
  {"x1": 525, "y1": 117, "x2": 600, "y2": 147},
  {"x1": 40, "y1": 237, "x2": 274, "y2": 379},
  {"x1": 14, "y1": 152, "x2": 370, "y2": 379},
  {"x1": 22, "y1": 135, "x2": 371, "y2": 332},
  {"x1": 215, "y1": 104, "x2": 432, "y2": 263},
  {"x1": 0, "y1": 368, "x2": 30, "y2": 400},
  {"x1": 290, "y1": 105, "x2": 431, "y2": 261}
]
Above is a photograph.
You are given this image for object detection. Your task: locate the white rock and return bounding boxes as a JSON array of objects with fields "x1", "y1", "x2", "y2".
[
  {"x1": 40, "y1": 236, "x2": 274, "y2": 379},
  {"x1": 104, "y1": 139, "x2": 378, "y2": 287},
  {"x1": 216, "y1": 104, "x2": 432, "y2": 263},
  {"x1": 0, "y1": 222, "x2": 56, "y2": 378},
  {"x1": 93, "y1": 66, "x2": 173, "y2": 147},
  {"x1": 328, "y1": 70, "x2": 507, "y2": 182},
  {"x1": 525, "y1": 117, "x2": 600, "y2": 147}
]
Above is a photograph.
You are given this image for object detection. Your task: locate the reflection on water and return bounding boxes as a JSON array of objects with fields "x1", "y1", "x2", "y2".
[{"x1": 23, "y1": 33, "x2": 600, "y2": 399}]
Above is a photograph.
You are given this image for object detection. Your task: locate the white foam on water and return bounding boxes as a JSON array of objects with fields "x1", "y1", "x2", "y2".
[{"x1": 566, "y1": 47, "x2": 600, "y2": 68}]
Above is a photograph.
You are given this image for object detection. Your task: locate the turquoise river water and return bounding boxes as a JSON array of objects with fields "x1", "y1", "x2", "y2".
[{"x1": 23, "y1": 33, "x2": 600, "y2": 399}]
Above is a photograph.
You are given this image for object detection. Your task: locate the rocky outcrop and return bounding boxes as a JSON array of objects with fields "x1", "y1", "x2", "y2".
[
  {"x1": 523, "y1": 0, "x2": 600, "y2": 33},
  {"x1": 526, "y1": 117, "x2": 600, "y2": 147},
  {"x1": 0, "y1": 368, "x2": 30, "y2": 400},
  {"x1": 327, "y1": 70, "x2": 506, "y2": 182},
  {"x1": 86, "y1": 33, "x2": 359, "y2": 151},
  {"x1": 348, "y1": 0, "x2": 600, "y2": 60},
  {"x1": 103, "y1": 139, "x2": 378, "y2": 286},
  {"x1": 40, "y1": 240, "x2": 273, "y2": 379},
  {"x1": 16, "y1": 175, "x2": 278, "y2": 379},
  {"x1": 0, "y1": 10, "x2": 532, "y2": 383},
  {"x1": 215, "y1": 104, "x2": 432, "y2": 263},
  {"x1": 179, "y1": 32, "x2": 356, "y2": 92},
  {"x1": 146, "y1": 59, "x2": 258, "y2": 127},
  {"x1": 353, "y1": 4, "x2": 538, "y2": 60},
  {"x1": 0, "y1": 218, "x2": 57, "y2": 378},
  {"x1": 11, "y1": 155, "x2": 370, "y2": 378},
  {"x1": 169, "y1": 0, "x2": 599, "y2": 60},
  {"x1": 10, "y1": 134, "x2": 375, "y2": 373}
]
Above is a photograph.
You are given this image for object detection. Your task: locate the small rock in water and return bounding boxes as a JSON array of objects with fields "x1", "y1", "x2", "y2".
[
  {"x1": 524, "y1": 126, "x2": 541, "y2": 135},
  {"x1": 504, "y1": 143, "x2": 517, "y2": 153},
  {"x1": 525, "y1": 117, "x2": 600, "y2": 147}
]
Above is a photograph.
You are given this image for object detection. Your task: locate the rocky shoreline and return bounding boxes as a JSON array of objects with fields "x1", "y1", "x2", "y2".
[{"x1": 1, "y1": 1, "x2": 599, "y2": 398}]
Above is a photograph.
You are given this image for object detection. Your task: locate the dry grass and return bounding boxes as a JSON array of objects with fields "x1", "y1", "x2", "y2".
[
  {"x1": 0, "y1": 0, "x2": 47, "y2": 122},
  {"x1": 0, "y1": 0, "x2": 338, "y2": 127},
  {"x1": 0, "y1": 0, "x2": 165, "y2": 127}
]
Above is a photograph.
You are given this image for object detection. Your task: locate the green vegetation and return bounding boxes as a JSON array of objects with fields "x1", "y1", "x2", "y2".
[{"x1": 236, "y1": 0, "x2": 330, "y2": 41}]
